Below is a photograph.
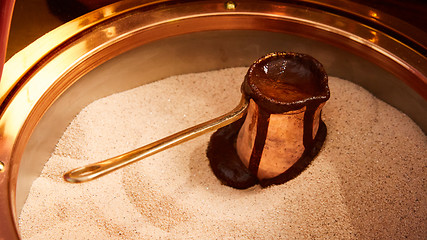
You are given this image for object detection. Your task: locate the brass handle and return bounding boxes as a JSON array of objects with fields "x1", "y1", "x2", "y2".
[{"x1": 63, "y1": 96, "x2": 248, "y2": 183}]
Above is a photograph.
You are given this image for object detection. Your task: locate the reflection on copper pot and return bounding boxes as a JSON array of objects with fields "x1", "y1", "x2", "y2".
[{"x1": 208, "y1": 52, "x2": 329, "y2": 188}]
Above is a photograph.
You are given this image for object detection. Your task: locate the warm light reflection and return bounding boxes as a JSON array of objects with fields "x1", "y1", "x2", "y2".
[
  {"x1": 102, "y1": 26, "x2": 117, "y2": 38},
  {"x1": 0, "y1": 39, "x2": 88, "y2": 150},
  {"x1": 369, "y1": 30, "x2": 379, "y2": 44},
  {"x1": 103, "y1": 5, "x2": 115, "y2": 17},
  {"x1": 0, "y1": 87, "x2": 32, "y2": 141},
  {"x1": 369, "y1": 10, "x2": 379, "y2": 19},
  {"x1": 225, "y1": 1, "x2": 236, "y2": 10},
  {"x1": 0, "y1": 7, "x2": 104, "y2": 101}
]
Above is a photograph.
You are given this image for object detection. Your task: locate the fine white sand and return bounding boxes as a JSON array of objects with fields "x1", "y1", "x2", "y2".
[{"x1": 19, "y1": 67, "x2": 426, "y2": 239}]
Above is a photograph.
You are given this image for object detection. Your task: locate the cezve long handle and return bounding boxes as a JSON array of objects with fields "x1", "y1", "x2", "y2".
[{"x1": 63, "y1": 96, "x2": 248, "y2": 183}]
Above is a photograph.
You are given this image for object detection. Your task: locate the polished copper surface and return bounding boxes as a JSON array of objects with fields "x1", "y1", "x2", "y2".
[
  {"x1": 0, "y1": 0, "x2": 426, "y2": 239},
  {"x1": 237, "y1": 101, "x2": 325, "y2": 180},
  {"x1": 236, "y1": 52, "x2": 329, "y2": 180}
]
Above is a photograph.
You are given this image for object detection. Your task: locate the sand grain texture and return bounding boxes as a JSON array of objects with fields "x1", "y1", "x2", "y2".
[{"x1": 19, "y1": 68, "x2": 427, "y2": 239}]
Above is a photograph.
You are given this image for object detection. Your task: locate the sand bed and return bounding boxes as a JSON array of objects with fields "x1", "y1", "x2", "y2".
[{"x1": 19, "y1": 67, "x2": 426, "y2": 239}]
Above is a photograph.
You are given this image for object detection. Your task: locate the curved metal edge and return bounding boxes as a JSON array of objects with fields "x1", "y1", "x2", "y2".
[
  {"x1": 0, "y1": 0, "x2": 426, "y2": 239},
  {"x1": 2, "y1": 0, "x2": 427, "y2": 103},
  {"x1": 290, "y1": 0, "x2": 427, "y2": 55},
  {"x1": 0, "y1": 0, "x2": 167, "y2": 104}
]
